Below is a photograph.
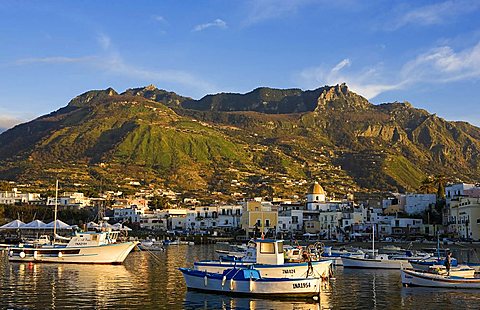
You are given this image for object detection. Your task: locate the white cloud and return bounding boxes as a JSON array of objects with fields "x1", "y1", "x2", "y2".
[
  {"x1": 297, "y1": 40, "x2": 480, "y2": 100},
  {"x1": 243, "y1": 0, "x2": 314, "y2": 25},
  {"x1": 97, "y1": 33, "x2": 112, "y2": 50},
  {"x1": 401, "y1": 43, "x2": 480, "y2": 82},
  {"x1": 392, "y1": 0, "x2": 480, "y2": 29},
  {"x1": 153, "y1": 15, "x2": 168, "y2": 24},
  {"x1": 100, "y1": 53, "x2": 218, "y2": 95},
  {"x1": 0, "y1": 114, "x2": 24, "y2": 131},
  {"x1": 192, "y1": 19, "x2": 227, "y2": 32},
  {"x1": 15, "y1": 56, "x2": 97, "y2": 65},
  {"x1": 297, "y1": 59, "x2": 404, "y2": 99},
  {"x1": 13, "y1": 34, "x2": 218, "y2": 98}
]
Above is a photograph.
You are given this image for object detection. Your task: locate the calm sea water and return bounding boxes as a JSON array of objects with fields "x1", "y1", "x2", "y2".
[{"x1": 1, "y1": 245, "x2": 480, "y2": 309}]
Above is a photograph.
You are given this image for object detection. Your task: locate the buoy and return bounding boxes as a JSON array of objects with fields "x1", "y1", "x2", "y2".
[
  {"x1": 221, "y1": 275, "x2": 227, "y2": 288},
  {"x1": 230, "y1": 279, "x2": 235, "y2": 290},
  {"x1": 19, "y1": 251, "x2": 26, "y2": 258},
  {"x1": 58, "y1": 252, "x2": 63, "y2": 258},
  {"x1": 204, "y1": 275, "x2": 208, "y2": 287},
  {"x1": 9, "y1": 250, "x2": 13, "y2": 257},
  {"x1": 33, "y1": 251, "x2": 39, "y2": 259}
]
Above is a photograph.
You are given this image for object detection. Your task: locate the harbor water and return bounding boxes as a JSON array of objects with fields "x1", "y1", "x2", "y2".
[{"x1": 1, "y1": 245, "x2": 480, "y2": 309}]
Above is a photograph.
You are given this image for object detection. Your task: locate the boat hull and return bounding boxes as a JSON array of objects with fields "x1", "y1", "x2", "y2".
[
  {"x1": 8, "y1": 241, "x2": 138, "y2": 264},
  {"x1": 342, "y1": 256, "x2": 412, "y2": 269},
  {"x1": 180, "y1": 268, "x2": 321, "y2": 297},
  {"x1": 194, "y1": 260, "x2": 332, "y2": 278},
  {"x1": 401, "y1": 269, "x2": 480, "y2": 289}
]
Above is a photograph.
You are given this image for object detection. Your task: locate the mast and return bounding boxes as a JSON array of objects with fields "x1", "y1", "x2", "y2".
[
  {"x1": 372, "y1": 223, "x2": 375, "y2": 259},
  {"x1": 53, "y1": 179, "x2": 58, "y2": 238}
]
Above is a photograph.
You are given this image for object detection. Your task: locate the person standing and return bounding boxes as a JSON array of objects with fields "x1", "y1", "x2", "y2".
[{"x1": 444, "y1": 252, "x2": 452, "y2": 276}]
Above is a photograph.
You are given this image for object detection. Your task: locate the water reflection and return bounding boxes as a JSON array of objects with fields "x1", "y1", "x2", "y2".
[
  {"x1": 183, "y1": 290, "x2": 325, "y2": 310},
  {"x1": 2, "y1": 246, "x2": 480, "y2": 309}
]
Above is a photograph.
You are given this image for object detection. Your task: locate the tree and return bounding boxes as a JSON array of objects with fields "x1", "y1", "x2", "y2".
[
  {"x1": 434, "y1": 175, "x2": 447, "y2": 200},
  {"x1": 418, "y1": 177, "x2": 436, "y2": 194}
]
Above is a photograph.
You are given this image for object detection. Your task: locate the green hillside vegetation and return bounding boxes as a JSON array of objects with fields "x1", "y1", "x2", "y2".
[{"x1": 1, "y1": 83, "x2": 479, "y2": 199}]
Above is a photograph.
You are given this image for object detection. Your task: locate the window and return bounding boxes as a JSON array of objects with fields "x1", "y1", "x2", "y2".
[
  {"x1": 260, "y1": 242, "x2": 275, "y2": 254},
  {"x1": 265, "y1": 219, "x2": 270, "y2": 227},
  {"x1": 256, "y1": 219, "x2": 261, "y2": 227},
  {"x1": 277, "y1": 242, "x2": 283, "y2": 254}
]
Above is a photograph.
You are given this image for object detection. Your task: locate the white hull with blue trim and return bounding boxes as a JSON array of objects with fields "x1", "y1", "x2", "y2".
[
  {"x1": 402, "y1": 269, "x2": 480, "y2": 288},
  {"x1": 180, "y1": 268, "x2": 321, "y2": 297},
  {"x1": 194, "y1": 260, "x2": 332, "y2": 278}
]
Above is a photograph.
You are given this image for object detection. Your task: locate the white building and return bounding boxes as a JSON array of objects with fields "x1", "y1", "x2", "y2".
[
  {"x1": 449, "y1": 197, "x2": 480, "y2": 240},
  {"x1": 47, "y1": 192, "x2": 91, "y2": 208},
  {"x1": 0, "y1": 188, "x2": 41, "y2": 205},
  {"x1": 404, "y1": 194, "x2": 436, "y2": 215}
]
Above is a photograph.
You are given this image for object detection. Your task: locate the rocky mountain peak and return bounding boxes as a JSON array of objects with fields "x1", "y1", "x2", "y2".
[
  {"x1": 67, "y1": 87, "x2": 118, "y2": 108},
  {"x1": 315, "y1": 83, "x2": 370, "y2": 112}
]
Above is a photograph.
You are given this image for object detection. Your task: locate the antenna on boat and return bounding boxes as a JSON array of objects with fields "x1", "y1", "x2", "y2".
[{"x1": 53, "y1": 179, "x2": 58, "y2": 240}]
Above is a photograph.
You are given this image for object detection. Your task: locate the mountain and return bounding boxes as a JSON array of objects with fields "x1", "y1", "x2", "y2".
[{"x1": 1, "y1": 83, "x2": 479, "y2": 199}]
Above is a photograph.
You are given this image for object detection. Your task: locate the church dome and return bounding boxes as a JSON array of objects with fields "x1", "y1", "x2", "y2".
[{"x1": 309, "y1": 182, "x2": 325, "y2": 195}]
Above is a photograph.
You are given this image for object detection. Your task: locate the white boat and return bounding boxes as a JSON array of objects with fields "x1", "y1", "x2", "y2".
[
  {"x1": 8, "y1": 231, "x2": 138, "y2": 264},
  {"x1": 428, "y1": 264, "x2": 476, "y2": 278},
  {"x1": 179, "y1": 267, "x2": 322, "y2": 298},
  {"x1": 321, "y1": 246, "x2": 365, "y2": 266},
  {"x1": 342, "y1": 254, "x2": 412, "y2": 269},
  {"x1": 195, "y1": 239, "x2": 332, "y2": 279},
  {"x1": 7, "y1": 180, "x2": 137, "y2": 264},
  {"x1": 401, "y1": 268, "x2": 480, "y2": 288},
  {"x1": 138, "y1": 238, "x2": 165, "y2": 251},
  {"x1": 342, "y1": 225, "x2": 412, "y2": 269}
]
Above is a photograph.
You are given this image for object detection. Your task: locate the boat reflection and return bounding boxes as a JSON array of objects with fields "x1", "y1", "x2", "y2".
[
  {"x1": 7, "y1": 262, "x2": 135, "y2": 308},
  {"x1": 183, "y1": 286, "x2": 332, "y2": 310}
]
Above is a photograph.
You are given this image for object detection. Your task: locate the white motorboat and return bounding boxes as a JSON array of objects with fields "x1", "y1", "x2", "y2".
[
  {"x1": 138, "y1": 238, "x2": 165, "y2": 251},
  {"x1": 195, "y1": 239, "x2": 332, "y2": 279},
  {"x1": 179, "y1": 267, "x2": 322, "y2": 298},
  {"x1": 401, "y1": 268, "x2": 480, "y2": 288},
  {"x1": 342, "y1": 254, "x2": 412, "y2": 269},
  {"x1": 8, "y1": 231, "x2": 138, "y2": 264},
  {"x1": 8, "y1": 181, "x2": 138, "y2": 264},
  {"x1": 342, "y1": 225, "x2": 412, "y2": 269},
  {"x1": 320, "y1": 246, "x2": 365, "y2": 266}
]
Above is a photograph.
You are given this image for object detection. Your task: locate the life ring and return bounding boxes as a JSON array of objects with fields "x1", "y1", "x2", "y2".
[
  {"x1": 19, "y1": 251, "x2": 26, "y2": 258},
  {"x1": 58, "y1": 252, "x2": 63, "y2": 258}
]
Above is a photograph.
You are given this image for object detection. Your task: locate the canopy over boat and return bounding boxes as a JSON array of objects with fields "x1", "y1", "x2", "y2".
[
  {"x1": 0, "y1": 219, "x2": 25, "y2": 229},
  {"x1": 23, "y1": 220, "x2": 47, "y2": 229}
]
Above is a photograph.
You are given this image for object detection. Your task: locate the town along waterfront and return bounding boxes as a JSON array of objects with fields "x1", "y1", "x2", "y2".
[{"x1": 1, "y1": 245, "x2": 480, "y2": 309}]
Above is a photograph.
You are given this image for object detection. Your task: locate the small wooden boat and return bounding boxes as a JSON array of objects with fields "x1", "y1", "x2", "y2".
[
  {"x1": 401, "y1": 269, "x2": 480, "y2": 289},
  {"x1": 179, "y1": 267, "x2": 321, "y2": 298}
]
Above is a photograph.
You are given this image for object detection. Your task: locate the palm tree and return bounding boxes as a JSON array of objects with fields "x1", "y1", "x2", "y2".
[
  {"x1": 433, "y1": 175, "x2": 447, "y2": 200},
  {"x1": 419, "y1": 176, "x2": 436, "y2": 194}
]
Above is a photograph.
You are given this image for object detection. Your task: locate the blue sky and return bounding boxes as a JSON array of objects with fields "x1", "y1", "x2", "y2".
[{"x1": 1, "y1": 0, "x2": 480, "y2": 129}]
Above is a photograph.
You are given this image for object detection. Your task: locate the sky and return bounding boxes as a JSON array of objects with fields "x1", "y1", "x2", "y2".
[{"x1": 1, "y1": 0, "x2": 480, "y2": 130}]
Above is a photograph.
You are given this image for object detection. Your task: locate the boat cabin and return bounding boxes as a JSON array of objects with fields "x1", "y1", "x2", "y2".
[
  {"x1": 255, "y1": 239, "x2": 284, "y2": 265},
  {"x1": 66, "y1": 231, "x2": 119, "y2": 247}
]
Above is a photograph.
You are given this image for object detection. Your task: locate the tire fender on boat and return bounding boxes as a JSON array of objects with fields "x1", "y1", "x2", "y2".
[{"x1": 19, "y1": 251, "x2": 26, "y2": 258}]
